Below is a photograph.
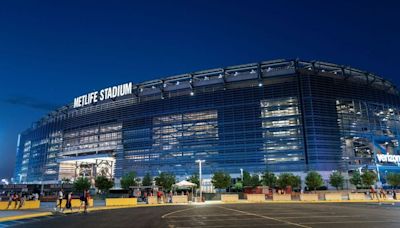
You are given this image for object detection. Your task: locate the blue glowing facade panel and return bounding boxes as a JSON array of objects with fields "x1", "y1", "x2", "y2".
[{"x1": 13, "y1": 59, "x2": 400, "y2": 183}]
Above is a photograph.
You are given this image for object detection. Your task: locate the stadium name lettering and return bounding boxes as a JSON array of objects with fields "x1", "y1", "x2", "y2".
[
  {"x1": 73, "y1": 82, "x2": 133, "y2": 108},
  {"x1": 376, "y1": 154, "x2": 400, "y2": 164}
]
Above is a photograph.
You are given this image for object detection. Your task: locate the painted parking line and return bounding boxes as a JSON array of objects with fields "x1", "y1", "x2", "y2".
[
  {"x1": 301, "y1": 220, "x2": 399, "y2": 225},
  {"x1": 215, "y1": 206, "x2": 311, "y2": 228},
  {"x1": 161, "y1": 207, "x2": 198, "y2": 219}
]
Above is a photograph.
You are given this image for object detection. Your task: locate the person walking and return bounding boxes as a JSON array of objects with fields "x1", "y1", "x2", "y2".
[
  {"x1": 55, "y1": 189, "x2": 64, "y2": 211},
  {"x1": 79, "y1": 190, "x2": 85, "y2": 212},
  {"x1": 79, "y1": 189, "x2": 89, "y2": 213},
  {"x1": 83, "y1": 189, "x2": 90, "y2": 214},
  {"x1": 14, "y1": 193, "x2": 20, "y2": 209},
  {"x1": 6, "y1": 193, "x2": 15, "y2": 209},
  {"x1": 370, "y1": 186, "x2": 378, "y2": 200},
  {"x1": 18, "y1": 193, "x2": 25, "y2": 209},
  {"x1": 64, "y1": 192, "x2": 73, "y2": 213}
]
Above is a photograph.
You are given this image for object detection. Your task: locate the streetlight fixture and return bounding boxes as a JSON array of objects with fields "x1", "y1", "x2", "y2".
[
  {"x1": 195, "y1": 159, "x2": 205, "y2": 202},
  {"x1": 341, "y1": 156, "x2": 350, "y2": 190}
]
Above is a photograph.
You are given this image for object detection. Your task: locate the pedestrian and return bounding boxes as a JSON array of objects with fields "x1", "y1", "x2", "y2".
[
  {"x1": 370, "y1": 186, "x2": 378, "y2": 200},
  {"x1": 14, "y1": 193, "x2": 20, "y2": 209},
  {"x1": 18, "y1": 193, "x2": 25, "y2": 209},
  {"x1": 393, "y1": 190, "x2": 397, "y2": 200},
  {"x1": 157, "y1": 191, "x2": 161, "y2": 203},
  {"x1": 6, "y1": 193, "x2": 14, "y2": 209},
  {"x1": 168, "y1": 191, "x2": 172, "y2": 203},
  {"x1": 79, "y1": 190, "x2": 86, "y2": 212},
  {"x1": 55, "y1": 189, "x2": 64, "y2": 211},
  {"x1": 64, "y1": 192, "x2": 73, "y2": 213},
  {"x1": 379, "y1": 188, "x2": 386, "y2": 199},
  {"x1": 83, "y1": 189, "x2": 90, "y2": 214}
]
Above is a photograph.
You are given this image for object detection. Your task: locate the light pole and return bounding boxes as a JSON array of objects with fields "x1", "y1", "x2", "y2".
[
  {"x1": 195, "y1": 160, "x2": 205, "y2": 202},
  {"x1": 240, "y1": 168, "x2": 243, "y2": 181},
  {"x1": 341, "y1": 156, "x2": 350, "y2": 190}
]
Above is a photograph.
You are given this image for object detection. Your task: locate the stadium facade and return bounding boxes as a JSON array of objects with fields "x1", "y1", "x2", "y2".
[{"x1": 13, "y1": 59, "x2": 400, "y2": 186}]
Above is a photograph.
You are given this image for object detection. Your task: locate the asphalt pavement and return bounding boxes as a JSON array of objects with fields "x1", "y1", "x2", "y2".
[{"x1": 6, "y1": 203, "x2": 400, "y2": 228}]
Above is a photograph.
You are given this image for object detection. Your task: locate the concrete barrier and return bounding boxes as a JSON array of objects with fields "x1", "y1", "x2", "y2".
[
  {"x1": 324, "y1": 193, "x2": 342, "y2": 201},
  {"x1": 105, "y1": 198, "x2": 137, "y2": 206},
  {"x1": 221, "y1": 194, "x2": 239, "y2": 203},
  {"x1": 348, "y1": 193, "x2": 366, "y2": 200},
  {"x1": 299, "y1": 194, "x2": 319, "y2": 201},
  {"x1": 61, "y1": 199, "x2": 94, "y2": 208},
  {"x1": 0, "y1": 200, "x2": 40, "y2": 210},
  {"x1": 172, "y1": 195, "x2": 188, "y2": 204},
  {"x1": 147, "y1": 196, "x2": 158, "y2": 204},
  {"x1": 272, "y1": 194, "x2": 292, "y2": 201},
  {"x1": 246, "y1": 194, "x2": 266, "y2": 203}
]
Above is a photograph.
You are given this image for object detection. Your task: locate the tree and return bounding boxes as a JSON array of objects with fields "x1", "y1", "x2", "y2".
[
  {"x1": 305, "y1": 171, "x2": 324, "y2": 192},
  {"x1": 233, "y1": 181, "x2": 243, "y2": 192},
  {"x1": 187, "y1": 173, "x2": 200, "y2": 188},
  {"x1": 361, "y1": 171, "x2": 377, "y2": 187},
  {"x1": 350, "y1": 172, "x2": 362, "y2": 189},
  {"x1": 276, "y1": 173, "x2": 301, "y2": 189},
  {"x1": 61, "y1": 177, "x2": 71, "y2": 184},
  {"x1": 73, "y1": 177, "x2": 91, "y2": 193},
  {"x1": 242, "y1": 171, "x2": 252, "y2": 187},
  {"x1": 120, "y1": 171, "x2": 140, "y2": 190},
  {"x1": 329, "y1": 171, "x2": 344, "y2": 190},
  {"x1": 291, "y1": 175, "x2": 302, "y2": 189},
  {"x1": 386, "y1": 173, "x2": 400, "y2": 188},
  {"x1": 142, "y1": 173, "x2": 153, "y2": 187},
  {"x1": 250, "y1": 174, "x2": 261, "y2": 188},
  {"x1": 211, "y1": 171, "x2": 231, "y2": 192},
  {"x1": 262, "y1": 171, "x2": 277, "y2": 188},
  {"x1": 155, "y1": 172, "x2": 176, "y2": 192},
  {"x1": 95, "y1": 176, "x2": 114, "y2": 194}
]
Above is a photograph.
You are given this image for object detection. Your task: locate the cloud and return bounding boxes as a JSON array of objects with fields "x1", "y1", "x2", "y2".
[{"x1": 1, "y1": 96, "x2": 60, "y2": 111}]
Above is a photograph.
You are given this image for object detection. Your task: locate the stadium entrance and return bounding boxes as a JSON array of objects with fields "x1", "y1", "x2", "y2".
[{"x1": 58, "y1": 154, "x2": 115, "y2": 183}]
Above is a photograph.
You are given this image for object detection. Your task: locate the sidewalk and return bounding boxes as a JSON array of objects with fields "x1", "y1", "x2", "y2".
[{"x1": 0, "y1": 210, "x2": 52, "y2": 222}]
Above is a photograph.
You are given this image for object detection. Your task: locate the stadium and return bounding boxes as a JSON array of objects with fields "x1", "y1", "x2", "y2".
[{"x1": 13, "y1": 59, "x2": 400, "y2": 188}]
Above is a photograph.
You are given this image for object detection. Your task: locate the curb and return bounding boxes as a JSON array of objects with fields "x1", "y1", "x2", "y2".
[{"x1": 0, "y1": 212, "x2": 52, "y2": 223}]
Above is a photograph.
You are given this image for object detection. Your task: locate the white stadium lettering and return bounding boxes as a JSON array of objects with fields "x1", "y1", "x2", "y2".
[{"x1": 73, "y1": 82, "x2": 133, "y2": 108}]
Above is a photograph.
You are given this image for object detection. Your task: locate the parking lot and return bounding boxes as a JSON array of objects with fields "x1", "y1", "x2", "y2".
[
  {"x1": 5, "y1": 202, "x2": 400, "y2": 228},
  {"x1": 162, "y1": 203, "x2": 400, "y2": 228}
]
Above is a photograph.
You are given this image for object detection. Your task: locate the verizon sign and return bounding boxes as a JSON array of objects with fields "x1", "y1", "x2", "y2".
[{"x1": 376, "y1": 154, "x2": 400, "y2": 164}]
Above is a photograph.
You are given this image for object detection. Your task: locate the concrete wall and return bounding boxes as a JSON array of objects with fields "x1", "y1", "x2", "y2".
[
  {"x1": 348, "y1": 193, "x2": 366, "y2": 200},
  {"x1": 299, "y1": 194, "x2": 319, "y2": 201},
  {"x1": 105, "y1": 198, "x2": 137, "y2": 206},
  {"x1": 272, "y1": 194, "x2": 292, "y2": 201},
  {"x1": 0, "y1": 200, "x2": 40, "y2": 210},
  {"x1": 147, "y1": 196, "x2": 158, "y2": 204},
  {"x1": 324, "y1": 193, "x2": 342, "y2": 201},
  {"x1": 246, "y1": 194, "x2": 265, "y2": 202},
  {"x1": 221, "y1": 194, "x2": 239, "y2": 203},
  {"x1": 325, "y1": 192, "x2": 342, "y2": 201},
  {"x1": 172, "y1": 195, "x2": 188, "y2": 204}
]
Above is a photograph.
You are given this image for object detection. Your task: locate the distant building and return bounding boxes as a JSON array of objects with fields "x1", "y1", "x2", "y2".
[{"x1": 13, "y1": 59, "x2": 400, "y2": 185}]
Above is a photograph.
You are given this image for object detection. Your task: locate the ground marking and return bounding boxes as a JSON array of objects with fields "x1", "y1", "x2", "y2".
[
  {"x1": 215, "y1": 206, "x2": 311, "y2": 228},
  {"x1": 161, "y1": 207, "x2": 198, "y2": 219},
  {"x1": 301, "y1": 220, "x2": 399, "y2": 225}
]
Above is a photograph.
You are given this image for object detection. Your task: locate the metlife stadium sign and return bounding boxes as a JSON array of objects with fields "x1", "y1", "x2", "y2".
[{"x1": 73, "y1": 82, "x2": 133, "y2": 108}]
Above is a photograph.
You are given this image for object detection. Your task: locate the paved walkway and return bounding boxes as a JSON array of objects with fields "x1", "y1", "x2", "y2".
[
  {"x1": 5, "y1": 203, "x2": 400, "y2": 228},
  {"x1": 0, "y1": 199, "x2": 398, "y2": 224}
]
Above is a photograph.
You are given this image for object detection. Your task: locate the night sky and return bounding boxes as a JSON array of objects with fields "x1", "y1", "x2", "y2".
[{"x1": 1, "y1": 0, "x2": 400, "y2": 180}]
